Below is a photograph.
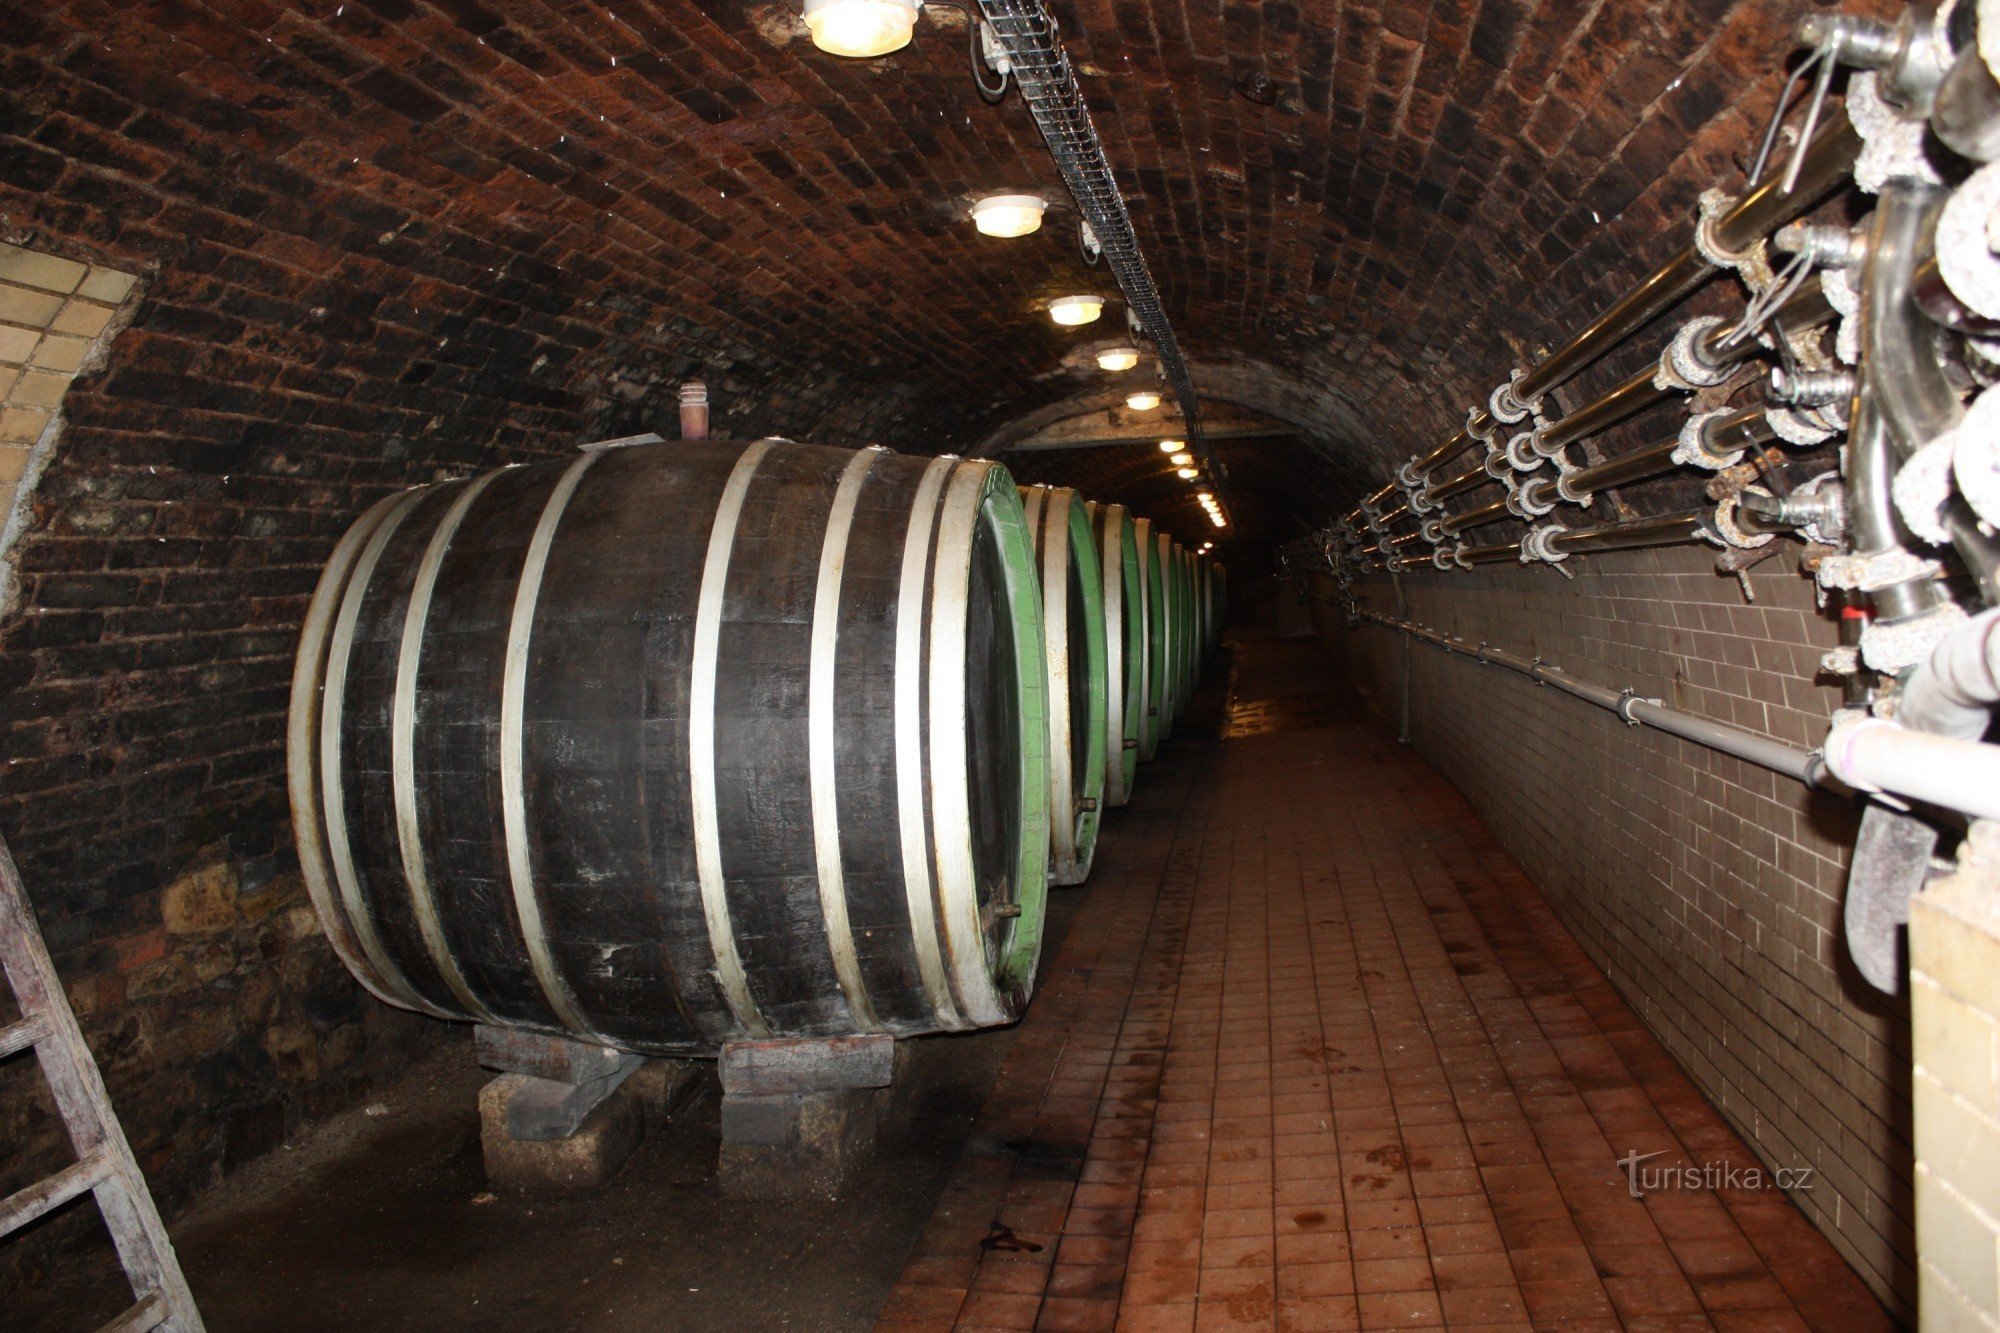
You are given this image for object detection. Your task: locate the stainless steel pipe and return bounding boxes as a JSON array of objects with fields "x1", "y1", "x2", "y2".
[{"x1": 1343, "y1": 110, "x2": 1861, "y2": 526}]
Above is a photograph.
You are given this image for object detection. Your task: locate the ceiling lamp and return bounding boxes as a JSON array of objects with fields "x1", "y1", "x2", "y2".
[
  {"x1": 1197, "y1": 491, "x2": 1214, "y2": 504},
  {"x1": 1157, "y1": 439, "x2": 1183, "y2": 453},
  {"x1": 1211, "y1": 513, "x2": 1227, "y2": 527},
  {"x1": 970, "y1": 194, "x2": 1046, "y2": 238},
  {"x1": 1125, "y1": 391, "x2": 1161, "y2": 411},
  {"x1": 1177, "y1": 467, "x2": 1198, "y2": 479},
  {"x1": 802, "y1": 0, "x2": 918, "y2": 57},
  {"x1": 1048, "y1": 294, "x2": 1104, "y2": 327},
  {"x1": 1097, "y1": 346, "x2": 1140, "y2": 372},
  {"x1": 1170, "y1": 452, "x2": 1193, "y2": 466}
]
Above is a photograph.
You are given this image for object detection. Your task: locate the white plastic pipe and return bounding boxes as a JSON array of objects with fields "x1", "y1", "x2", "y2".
[{"x1": 1822, "y1": 714, "x2": 2000, "y2": 821}]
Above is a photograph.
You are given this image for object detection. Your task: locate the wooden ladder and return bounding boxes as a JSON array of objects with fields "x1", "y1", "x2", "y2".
[{"x1": 0, "y1": 832, "x2": 203, "y2": 1332}]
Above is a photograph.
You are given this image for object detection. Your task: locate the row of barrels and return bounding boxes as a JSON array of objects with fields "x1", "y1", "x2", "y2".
[
  {"x1": 289, "y1": 438, "x2": 1225, "y2": 1056},
  {"x1": 1015, "y1": 483, "x2": 1225, "y2": 887}
]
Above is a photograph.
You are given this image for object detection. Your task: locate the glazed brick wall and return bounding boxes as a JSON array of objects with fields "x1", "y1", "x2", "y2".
[{"x1": 1311, "y1": 546, "x2": 1912, "y2": 1317}]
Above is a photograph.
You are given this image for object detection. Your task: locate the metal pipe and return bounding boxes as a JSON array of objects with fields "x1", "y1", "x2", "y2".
[
  {"x1": 1517, "y1": 112, "x2": 1860, "y2": 406},
  {"x1": 1429, "y1": 464, "x2": 1491, "y2": 503},
  {"x1": 1548, "y1": 511, "x2": 1703, "y2": 555},
  {"x1": 1393, "y1": 286, "x2": 1833, "y2": 528},
  {"x1": 1850, "y1": 184, "x2": 1948, "y2": 625},
  {"x1": 1358, "y1": 611, "x2": 1825, "y2": 785},
  {"x1": 1521, "y1": 404, "x2": 1776, "y2": 510},
  {"x1": 1440, "y1": 498, "x2": 1510, "y2": 537},
  {"x1": 1340, "y1": 110, "x2": 1861, "y2": 525},
  {"x1": 1534, "y1": 287, "x2": 1835, "y2": 459},
  {"x1": 1538, "y1": 366, "x2": 1672, "y2": 454},
  {"x1": 1459, "y1": 540, "x2": 1522, "y2": 565}
]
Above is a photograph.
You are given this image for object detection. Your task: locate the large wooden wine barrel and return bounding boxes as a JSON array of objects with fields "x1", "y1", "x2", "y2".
[
  {"x1": 1211, "y1": 563, "x2": 1229, "y2": 650},
  {"x1": 1171, "y1": 539, "x2": 1194, "y2": 711},
  {"x1": 289, "y1": 439, "x2": 1052, "y2": 1055},
  {"x1": 1192, "y1": 554, "x2": 1209, "y2": 669},
  {"x1": 1176, "y1": 540, "x2": 1192, "y2": 688},
  {"x1": 1131, "y1": 517, "x2": 1164, "y2": 762},
  {"x1": 1087, "y1": 502, "x2": 1143, "y2": 807},
  {"x1": 1153, "y1": 532, "x2": 1184, "y2": 731},
  {"x1": 1018, "y1": 486, "x2": 1107, "y2": 887}
]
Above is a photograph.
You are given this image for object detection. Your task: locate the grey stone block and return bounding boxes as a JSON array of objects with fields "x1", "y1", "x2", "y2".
[
  {"x1": 474, "y1": 1025, "x2": 634, "y2": 1084},
  {"x1": 479, "y1": 1075, "x2": 646, "y2": 1193},
  {"x1": 718, "y1": 1033, "x2": 894, "y2": 1096},
  {"x1": 717, "y1": 1087, "x2": 883, "y2": 1200},
  {"x1": 719, "y1": 1092, "x2": 799, "y2": 1146},
  {"x1": 492, "y1": 1062, "x2": 640, "y2": 1141}
]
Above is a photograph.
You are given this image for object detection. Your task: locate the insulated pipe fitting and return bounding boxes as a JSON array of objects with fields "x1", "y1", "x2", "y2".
[{"x1": 1895, "y1": 607, "x2": 2000, "y2": 740}]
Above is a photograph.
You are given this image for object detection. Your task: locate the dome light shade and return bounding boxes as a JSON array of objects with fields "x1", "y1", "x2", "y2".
[
  {"x1": 803, "y1": 0, "x2": 918, "y2": 57},
  {"x1": 1177, "y1": 467, "x2": 1198, "y2": 479},
  {"x1": 1170, "y1": 452, "x2": 1193, "y2": 466},
  {"x1": 1125, "y1": 391, "x2": 1161, "y2": 411},
  {"x1": 971, "y1": 194, "x2": 1046, "y2": 238},
  {"x1": 1158, "y1": 439, "x2": 1182, "y2": 452},
  {"x1": 1211, "y1": 513, "x2": 1227, "y2": 526},
  {"x1": 1197, "y1": 491, "x2": 1214, "y2": 503},
  {"x1": 1096, "y1": 345, "x2": 1140, "y2": 372},
  {"x1": 1048, "y1": 294, "x2": 1104, "y2": 326}
]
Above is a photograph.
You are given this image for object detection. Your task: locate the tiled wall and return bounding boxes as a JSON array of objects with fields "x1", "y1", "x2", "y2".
[
  {"x1": 1311, "y1": 542, "x2": 1912, "y2": 1318},
  {"x1": 0, "y1": 242, "x2": 135, "y2": 595},
  {"x1": 1911, "y1": 863, "x2": 2000, "y2": 1327}
]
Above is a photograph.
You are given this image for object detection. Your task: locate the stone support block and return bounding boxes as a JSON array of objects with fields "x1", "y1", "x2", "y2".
[{"x1": 716, "y1": 1035, "x2": 897, "y2": 1199}]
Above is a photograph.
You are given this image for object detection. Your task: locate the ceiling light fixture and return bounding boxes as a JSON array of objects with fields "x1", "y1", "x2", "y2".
[
  {"x1": 970, "y1": 193, "x2": 1046, "y2": 238},
  {"x1": 802, "y1": 0, "x2": 918, "y2": 57},
  {"x1": 1125, "y1": 391, "x2": 1161, "y2": 411},
  {"x1": 1211, "y1": 513, "x2": 1227, "y2": 527},
  {"x1": 1096, "y1": 346, "x2": 1140, "y2": 372},
  {"x1": 1177, "y1": 467, "x2": 1198, "y2": 479},
  {"x1": 1157, "y1": 439, "x2": 1183, "y2": 453},
  {"x1": 1197, "y1": 491, "x2": 1214, "y2": 504},
  {"x1": 1048, "y1": 294, "x2": 1104, "y2": 327},
  {"x1": 1170, "y1": 452, "x2": 1193, "y2": 466}
]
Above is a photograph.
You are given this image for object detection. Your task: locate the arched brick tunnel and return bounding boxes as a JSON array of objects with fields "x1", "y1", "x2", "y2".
[{"x1": 2, "y1": 0, "x2": 1990, "y2": 1327}]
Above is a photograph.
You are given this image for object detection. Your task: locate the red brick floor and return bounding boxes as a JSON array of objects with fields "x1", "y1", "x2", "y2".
[{"x1": 878, "y1": 634, "x2": 1895, "y2": 1332}]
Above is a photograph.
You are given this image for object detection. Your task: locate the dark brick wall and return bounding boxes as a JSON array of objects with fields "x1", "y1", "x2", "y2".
[{"x1": 0, "y1": 0, "x2": 1892, "y2": 1300}]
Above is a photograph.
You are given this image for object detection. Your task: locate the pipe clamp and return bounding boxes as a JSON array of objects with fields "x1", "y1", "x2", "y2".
[
  {"x1": 1673, "y1": 408, "x2": 1748, "y2": 470},
  {"x1": 1521, "y1": 522, "x2": 1571, "y2": 567},
  {"x1": 1712, "y1": 489, "x2": 1777, "y2": 549},
  {"x1": 1553, "y1": 454, "x2": 1593, "y2": 505},
  {"x1": 1656, "y1": 315, "x2": 1734, "y2": 390},
  {"x1": 1488, "y1": 369, "x2": 1541, "y2": 425},
  {"x1": 1614, "y1": 690, "x2": 1656, "y2": 726},
  {"x1": 1695, "y1": 189, "x2": 1755, "y2": 269},
  {"x1": 1507, "y1": 430, "x2": 1545, "y2": 471}
]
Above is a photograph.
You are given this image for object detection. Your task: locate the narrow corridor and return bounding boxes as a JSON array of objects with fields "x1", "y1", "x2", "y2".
[{"x1": 879, "y1": 631, "x2": 1891, "y2": 1332}]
